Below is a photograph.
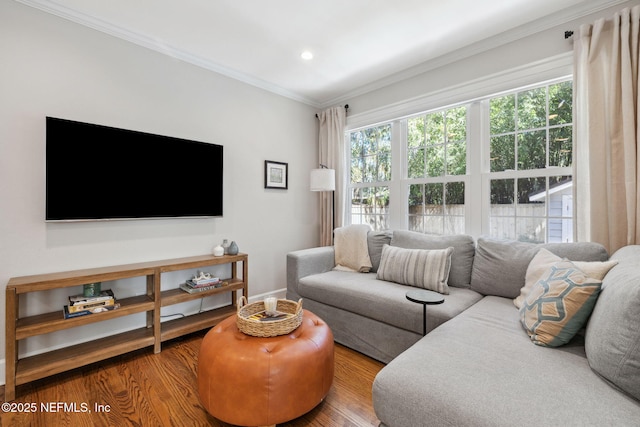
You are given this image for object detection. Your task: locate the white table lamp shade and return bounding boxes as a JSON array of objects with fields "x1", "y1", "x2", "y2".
[{"x1": 310, "y1": 168, "x2": 336, "y2": 191}]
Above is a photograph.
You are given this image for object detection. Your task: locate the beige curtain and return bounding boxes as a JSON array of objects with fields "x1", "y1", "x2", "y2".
[
  {"x1": 318, "y1": 106, "x2": 347, "y2": 246},
  {"x1": 574, "y1": 5, "x2": 640, "y2": 254}
]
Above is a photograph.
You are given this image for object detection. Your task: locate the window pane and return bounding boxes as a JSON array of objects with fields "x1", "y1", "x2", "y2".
[
  {"x1": 350, "y1": 123, "x2": 391, "y2": 185},
  {"x1": 549, "y1": 126, "x2": 572, "y2": 167},
  {"x1": 490, "y1": 216, "x2": 516, "y2": 240},
  {"x1": 517, "y1": 87, "x2": 546, "y2": 130},
  {"x1": 425, "y1": 183, "x2": 443, "y2": 209},
  {"x1": 517, "y1": 130, "x2": 546, "y2": 170},
  {"x1": 490, "y1": 178, "x2": 514, "y2": 208},
  {"x1": 426, "y1": 145, "x2": 444, "y2": 177},
  {"x1": 445, "y1": 181, "x2": 465, "y2": 206},
  {"x1": 516, "y1": 217, "x2": 546, "y2": 243},
  {"x1": 408, "y1": 183, "x2": 424, "y2": 208},
  {"x1": 447, "y1": 141, "x2": 466, "y2": 175},
  {"x1": 407, "y1": 117, "x2": 424, "y2": 148},
  {"x1": 517, "y1": 177, "x2": 546, "y2": 206},
  {"x1": 490, "y1": 134, "x2": 515, "y2": 172},
  {"x1": 549, "y1": 81, "x2": 572, "y2": 126},
  {"x1": 490, "y1": 94, "x2": 515, "y2": 135},
  {"x1": 426, "y1": 112, "x2": 445, "y2": 145},
  {"x1": 446, "y1": 106, "x2": 467, "y2": 142},
  {"x1": 548, "y1": 175, "x2": 573, "y2": 243},
  {"x1": 445, "y1": 216, "x2": 465, "y2": 235},
  {"x1": 424, "y1": 216, "x2": 444, "y2": 234},
  {"x1": 378, "y1": 152, "x2": 391, "y2": 181},
  {"x1": 408, "y1": 148, "x2": 425, "y2": 179}
]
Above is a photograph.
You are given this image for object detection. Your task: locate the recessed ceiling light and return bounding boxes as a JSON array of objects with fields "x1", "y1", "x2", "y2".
[{"x1": 301, "y1": 51, "x2": 313, "y2": 60}]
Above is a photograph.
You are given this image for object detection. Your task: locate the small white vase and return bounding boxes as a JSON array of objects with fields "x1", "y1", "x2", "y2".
[{"x1": 212, "y1": 245, "x2": 224, "y2": 256}]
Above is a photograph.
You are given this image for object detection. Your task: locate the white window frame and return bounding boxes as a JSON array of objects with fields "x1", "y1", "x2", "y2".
[{"x1": 345, "y1": 54, "x2": 573, "y2": 239}]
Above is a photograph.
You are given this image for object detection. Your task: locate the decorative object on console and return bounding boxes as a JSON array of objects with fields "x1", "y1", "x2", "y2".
[
  {"x1": 264, "y1": 160, "x2": 288, "y2": 189},
  {"x1": 65, "y1": 288, "x2": 118, "y2": 318},
  {"x1": 83, "y1": 282, "x2": 101, "y2": 297},
  {"x1": 212, "y1": 244, "x2": 224, "y2": 256},
  {"x1": 228, "y1": 241, "x2": 239, "y2": 255},
  {"x1": 222, "y1": 239, "x2": 230, "y2": 254}
]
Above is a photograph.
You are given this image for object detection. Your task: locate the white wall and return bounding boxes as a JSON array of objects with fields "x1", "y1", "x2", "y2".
[
  {"x1": 346, "y1": 1, "x2": 637, "y2": 122},
  {"x1": 0, "y1": 1, "x2": 320, "y2": 381}
]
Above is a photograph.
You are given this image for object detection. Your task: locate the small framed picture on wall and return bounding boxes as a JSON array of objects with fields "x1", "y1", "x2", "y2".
[{"x1": 264, "y1": 160, "x2": 288, "y2": 189}]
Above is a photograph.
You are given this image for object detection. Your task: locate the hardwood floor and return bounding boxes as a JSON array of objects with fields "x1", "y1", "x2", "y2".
[{"x1": 0, "y1": 331, "x2": 384, "y2": 427}]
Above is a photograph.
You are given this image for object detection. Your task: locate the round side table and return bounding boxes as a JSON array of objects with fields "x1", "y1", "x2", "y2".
[{"x1": 406, "y1": 289, "x2": 445, "y2": 335}]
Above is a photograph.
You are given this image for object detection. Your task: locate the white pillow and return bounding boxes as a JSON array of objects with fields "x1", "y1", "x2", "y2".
[
  {"x1": 377, "y1": 244, "x2": 453, "y2": 294},
  {"x1": 514, "y1": 248, "x2": 618, "y2": 309}
]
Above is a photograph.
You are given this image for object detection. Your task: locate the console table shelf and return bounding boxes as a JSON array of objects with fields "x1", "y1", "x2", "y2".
[{"x1": 5, "y1": 253, "x2": 248, "y2": 401}]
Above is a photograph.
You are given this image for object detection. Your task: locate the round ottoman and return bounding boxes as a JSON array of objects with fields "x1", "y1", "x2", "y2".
[{"x1": 198, "y1": 309, "x2": 334, "y2": 426}]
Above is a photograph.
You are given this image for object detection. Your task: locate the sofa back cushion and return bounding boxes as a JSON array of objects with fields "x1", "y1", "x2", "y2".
[
  {"x1": 585, "y1": 245, "x2": 640, "y2": 401},
  {"x1": 470, "y1": 237, "x2": 608, "y2": 298},
  {"x1": 367, "y1": 230, "x2": 393, "y2": 273},
  {"x1": 390, "y1": 230, "x2": 475, "y2": 288}
]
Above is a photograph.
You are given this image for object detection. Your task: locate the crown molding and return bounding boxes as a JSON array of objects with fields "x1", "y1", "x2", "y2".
[
  {"x1": 320, "y1": 0, "x2": 628, "y2": 108},
  {"x1": 16, "y1": 0, "x2": 628, "y2": 109},
  {"x1": 15, "y1": 0, "x2": 323, "y2": 108}
]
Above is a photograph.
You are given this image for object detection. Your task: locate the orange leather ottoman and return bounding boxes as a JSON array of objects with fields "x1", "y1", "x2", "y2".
[{"x1": 198, "y1": 309, "x2": 334, "y2": 427}]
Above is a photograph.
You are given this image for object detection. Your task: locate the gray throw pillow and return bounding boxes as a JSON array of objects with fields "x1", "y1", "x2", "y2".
[
  {"x1": 391, "y1": 230, "x2": 475, "y2": 288},
  {"x1": 377, "y1": 245, "x2": 453, "y2": 294},
  {"x1": 585, "y1": 245, "x2": 640, "y2": 401},
  {"x1": 367, "y1": 230, "x2": 393, "y2": 273}
]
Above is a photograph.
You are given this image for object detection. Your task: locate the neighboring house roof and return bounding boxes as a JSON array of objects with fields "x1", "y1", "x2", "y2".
[{"x1": 529, "y1": 180, "x2": 573, "y2": 202}]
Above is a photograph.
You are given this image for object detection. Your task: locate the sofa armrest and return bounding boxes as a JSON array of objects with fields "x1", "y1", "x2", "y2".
[{"x1": 286, "y1": 246, "x2": 335, "y2": 300}]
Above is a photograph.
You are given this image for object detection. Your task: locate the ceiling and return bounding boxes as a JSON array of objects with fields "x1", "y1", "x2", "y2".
[{"x1": 17, "y1": 0, "x2": 624, "y2": 107}]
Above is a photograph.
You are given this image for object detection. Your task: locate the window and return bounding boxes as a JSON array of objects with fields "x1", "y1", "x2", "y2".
[
  {"x1": 349, "y1": 123, "x2": 391, "y2": 230},
  {"x1": 347, "y1": 78, "x2": 573, "y2": 242},
  {"x1": 407, "y1": 106, "x2": 467, "y2": 234},
  {"x1": 487, "y1": 81, "x2": 573, "y2": 242}
]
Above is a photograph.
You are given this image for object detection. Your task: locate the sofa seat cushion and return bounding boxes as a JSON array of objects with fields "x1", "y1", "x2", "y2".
[
  {"x1": 373, "y1": 296, "x2": 640, "y2": 427},
  {"x1": 298, "y1": 271, "x2": 482, "y2": 334}
]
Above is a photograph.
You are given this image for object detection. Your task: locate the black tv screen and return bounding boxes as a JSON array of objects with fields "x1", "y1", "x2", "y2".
[{"x1": 46, "y1": 117, "x2": 223, "y2": 221}]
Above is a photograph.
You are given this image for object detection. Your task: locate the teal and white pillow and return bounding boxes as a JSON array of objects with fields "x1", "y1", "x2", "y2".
[{"x1": 520, "y1": 259, "x2": 602, "y2": 347}]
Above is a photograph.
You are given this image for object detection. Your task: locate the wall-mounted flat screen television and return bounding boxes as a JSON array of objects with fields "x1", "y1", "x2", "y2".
[{"x1": 46, "y1": 117, "x2": 223, "y2": 221}]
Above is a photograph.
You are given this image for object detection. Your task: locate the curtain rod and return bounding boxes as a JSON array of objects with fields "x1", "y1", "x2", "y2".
[{"x1": 315, "y1": 104, "x2": 349, "y2": 118}]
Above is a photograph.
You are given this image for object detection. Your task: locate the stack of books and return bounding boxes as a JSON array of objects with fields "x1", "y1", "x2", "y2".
[
  {"x1": 180, "y1": 276, "x2": 227, "y2": 294},
  {"x1": 63, "y1": 289, "x2": 120, "y2": 319}
]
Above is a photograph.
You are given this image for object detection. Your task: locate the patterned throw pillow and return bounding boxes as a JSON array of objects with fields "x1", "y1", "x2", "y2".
[
  {"x1": 513, "y1": 248, "x2": 617, "y2": 309},
  {"x1": 376, "y1": 244, "x2": 453, "y2": 294},
  {"x1": 520, "y1": 259, "x2": 603, "y2": 347}
]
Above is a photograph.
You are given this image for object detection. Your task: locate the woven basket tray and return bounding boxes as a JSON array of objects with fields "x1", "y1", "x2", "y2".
[{"x1": 236, "y1": 296, "x2": 303, "y2": 337}]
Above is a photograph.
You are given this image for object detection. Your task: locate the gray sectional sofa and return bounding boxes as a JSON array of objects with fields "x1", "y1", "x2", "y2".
[{"x1": 286, "y1": 230, "x2": 640, "y2": 426}]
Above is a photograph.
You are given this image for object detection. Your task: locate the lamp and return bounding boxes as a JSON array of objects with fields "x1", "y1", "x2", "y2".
[
  {"x1": 310, "y1": 166, "x2": 335, "y2": 192},
  {"x1": 310, "y1": 165, "x2": 336, "y2": 243}
]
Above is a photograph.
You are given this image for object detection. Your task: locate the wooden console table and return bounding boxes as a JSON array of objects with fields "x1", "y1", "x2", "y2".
[{"x1": 5, "y1": 253, "x2": 248, "y2": 401}]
